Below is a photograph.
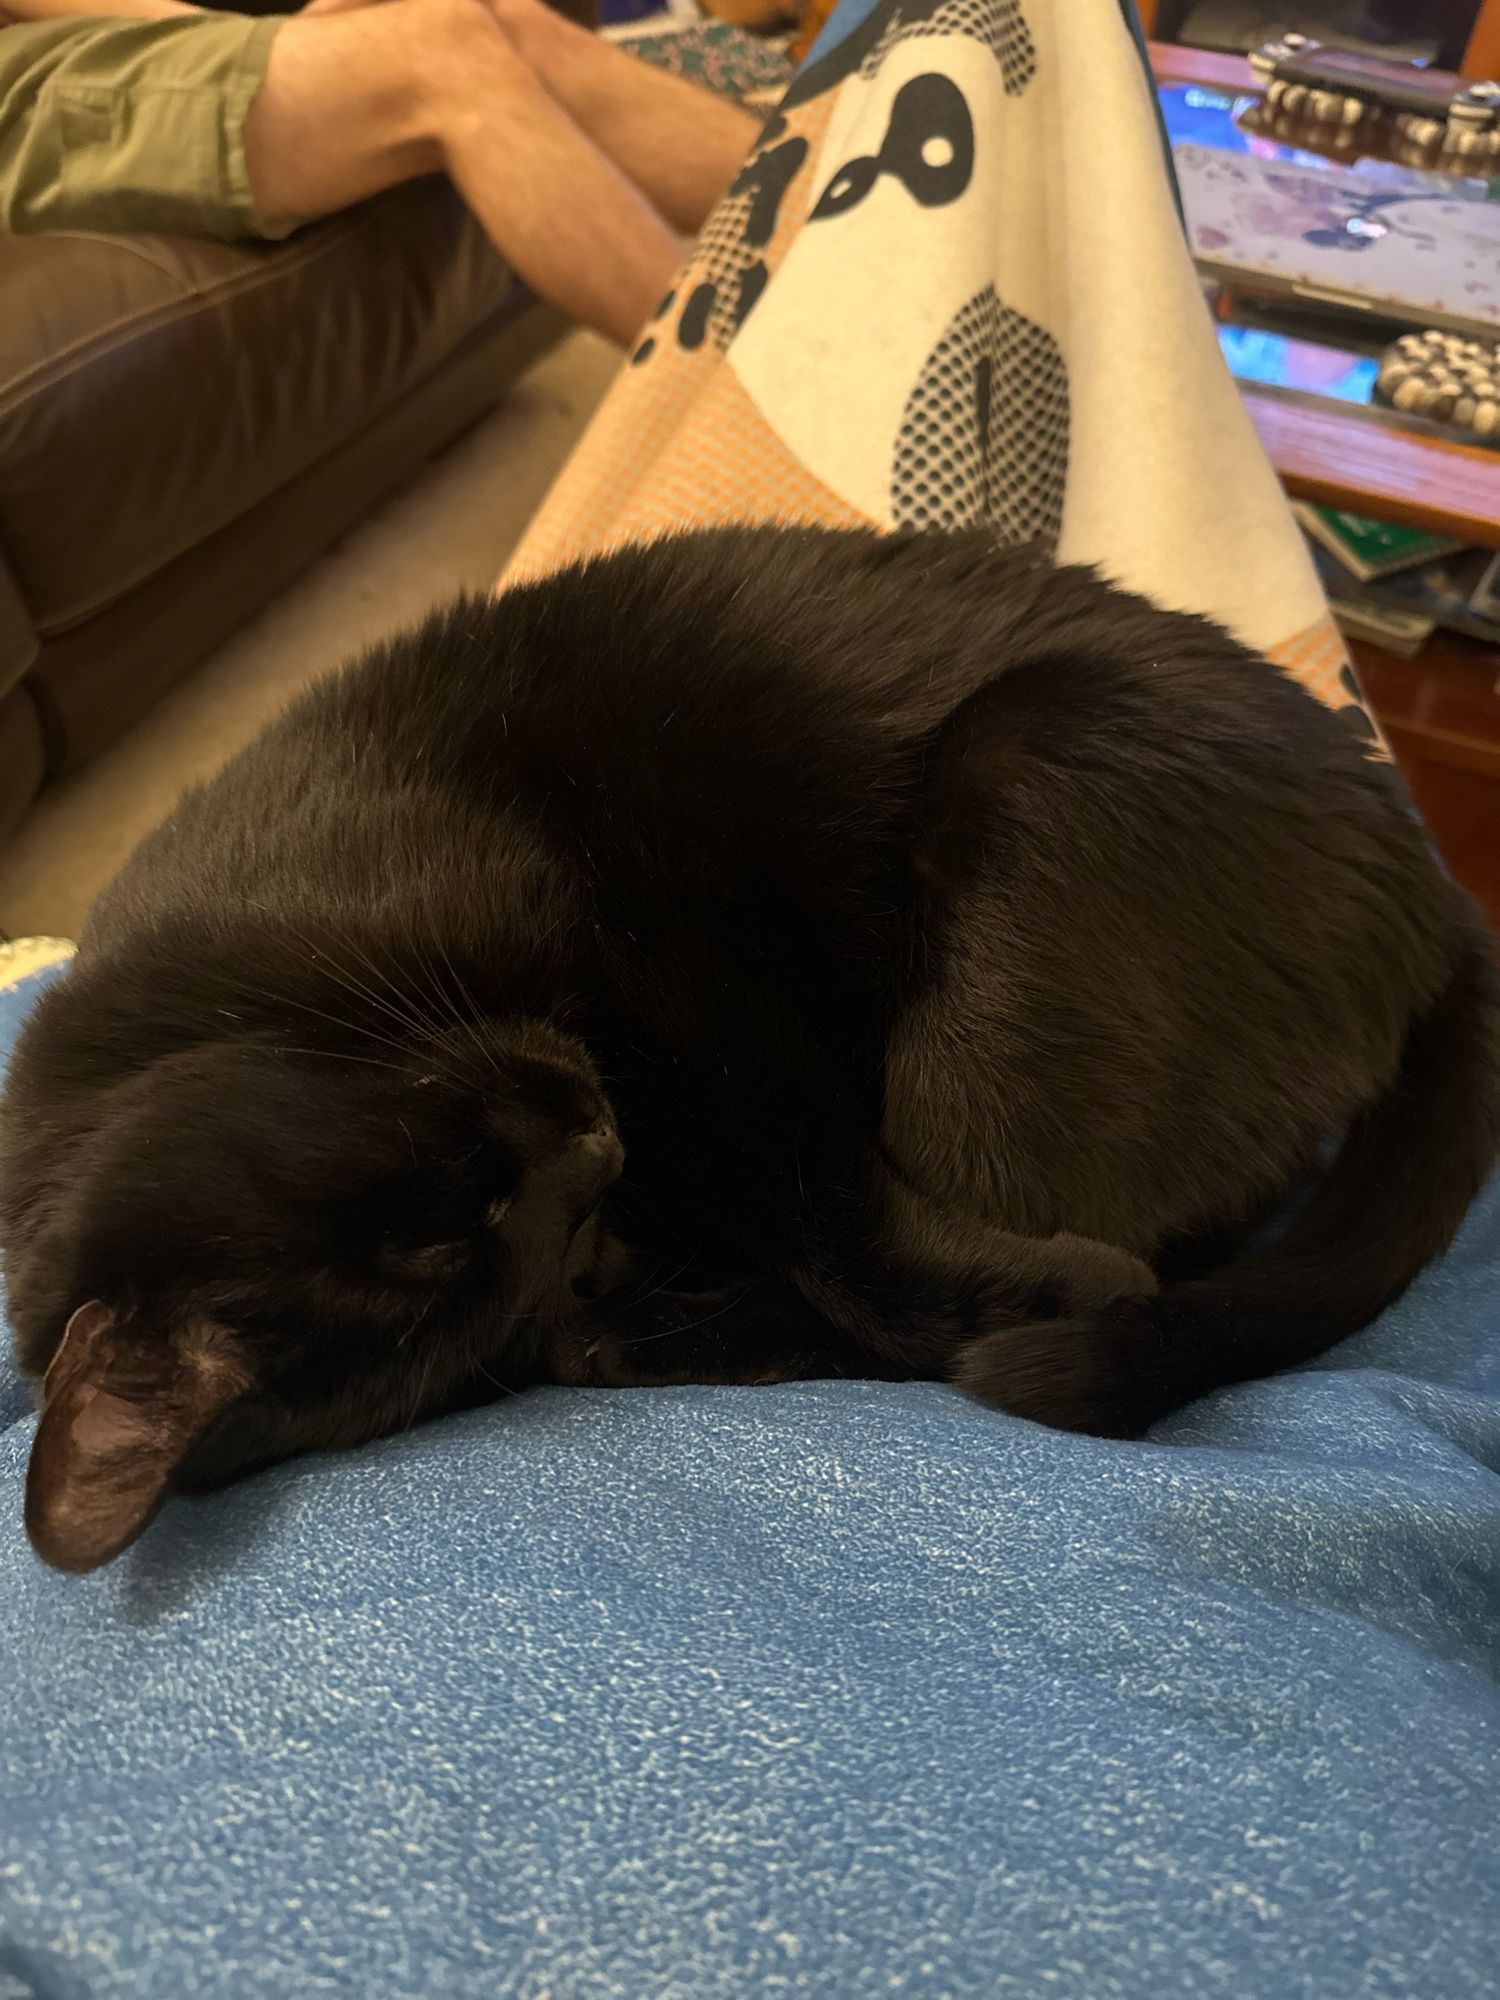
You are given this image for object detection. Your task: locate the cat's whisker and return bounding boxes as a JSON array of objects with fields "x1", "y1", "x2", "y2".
[
  {"x1": 243, "y1": 908, "x2": 435, "y2": 1059},
  {"x1": 402, "y1": 1332, "x2": 443, "y2": 1429},
  {"x1": 228, "y1": 983, "x2": 422, "y2": 1064},
  {"x1": 417, "y1": 934, "x2": 511, "y2": 1089},
  {"x1": 225, "y1": 962, "x2": 412, "y2": 1044},
  {"x1": 397, "y1": 1293, "x2": 437, "y2": 1350},
  {"x1": 271, "y1": 1045, "x2": 414, "y2": 1075},
  {"x1": 621, "y1": 1255, "x2": 697, "y2": 1313},
  {"x1": 390, "y1": 922, "x2": 463, "y2": 1023},
  {"x1": 413, "y1": 939, "x2": 486, "y2": 1049},
  {"x1": 326, "y1": 927, "x2": 443, "y2": 1042},
  {"x1": 385, "y1": 924, "x2": 492, "y2": 1078},
  {"x1": 277, "y1": 918, "x2": 436, "y2": 1047},
  {"x1": 322, "y1": 962, "x2": 429, "y2": 1046},
  {"x1": 468, "y1": 1357, "x2": 517, "y2": 1400},
  {"x1": 623, "y1": 1293, "x2": 746, "y2": 1347},
  {"x1": 432, "y1": 942, "x2": 494, "y2": 1051},
  {"x1": 226, "y1": 942, "x2": 469, "y2": 1071}
]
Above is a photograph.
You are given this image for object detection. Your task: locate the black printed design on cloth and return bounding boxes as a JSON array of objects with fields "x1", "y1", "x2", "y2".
[
  {"x1": 785, "y1": 0, "x2": 1034, "y2": 109},
  {"x1": 810, "y1": 75, "x2": 974, "y2": 221},
  {"x1": 892, "y1": 287, "x2": 1068, "y2": 551},
  {"x1": 1337, "y1": 662, "x2": 1381, "y2": 749},
  {"x1": 632, "y1": 122, "x2": 807, "y2": 362},
  {"x1": 860, "y1": 0, "x2": 1035, "y2": 96}
]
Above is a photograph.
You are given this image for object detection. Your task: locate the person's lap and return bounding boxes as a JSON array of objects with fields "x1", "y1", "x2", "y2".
[{"x1": 0, "y1": 0, "x2": 739, "y2": 344}]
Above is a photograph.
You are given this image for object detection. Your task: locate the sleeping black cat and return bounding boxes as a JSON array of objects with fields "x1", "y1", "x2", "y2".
[{"x1": 3, "y1": 527, "x2": 1496, "y2": 1573}]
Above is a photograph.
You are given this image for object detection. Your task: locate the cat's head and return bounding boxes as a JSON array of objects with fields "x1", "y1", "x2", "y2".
[{"x1": 2, "y1": 991, "x2": 626, "y2": 1574}]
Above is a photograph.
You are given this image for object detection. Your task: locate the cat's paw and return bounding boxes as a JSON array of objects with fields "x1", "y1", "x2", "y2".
[{"x1": 950, "y1": 1298, "x2": 1159, "y2": 1437}]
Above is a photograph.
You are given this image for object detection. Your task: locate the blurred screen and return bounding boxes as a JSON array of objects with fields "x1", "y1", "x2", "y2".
[{"x1": 1215, "y1": 323, "x2": 1381, "y2": 401}]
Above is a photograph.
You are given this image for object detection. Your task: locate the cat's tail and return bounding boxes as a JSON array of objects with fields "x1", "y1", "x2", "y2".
[{"x1": 953, "y1": 926, "x2": 1500, "y2": 1435}]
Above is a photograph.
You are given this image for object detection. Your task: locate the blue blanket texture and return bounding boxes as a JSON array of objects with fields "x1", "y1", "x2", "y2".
[{"x1": 2, "y1": 953, "x2": 1497, "y2": 1999}]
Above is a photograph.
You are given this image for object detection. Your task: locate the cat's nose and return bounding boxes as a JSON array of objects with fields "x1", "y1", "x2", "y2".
[{"x1": 561, "y1": 1126, "x2": 624, "y2": 1212}]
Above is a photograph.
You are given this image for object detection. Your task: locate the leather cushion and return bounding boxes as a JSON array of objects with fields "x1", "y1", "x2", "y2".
[
  {"x1": 0, "y1": 177, "x2": 517, "y2": 633},
  {"x1": 30, "y1": 301, "x2": 562, "y2": 777}
]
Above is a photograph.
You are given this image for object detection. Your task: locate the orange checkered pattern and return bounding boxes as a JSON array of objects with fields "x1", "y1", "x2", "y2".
[
  {"x1": 506, "y1": 96, "x2": 842, "y2": 584},
  {"x1": 1269, "y1": 613, "x2": 1354, "y2": 712}
]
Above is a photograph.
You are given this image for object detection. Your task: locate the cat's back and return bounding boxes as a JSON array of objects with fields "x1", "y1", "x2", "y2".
[
  {"x1": 327, "y1": 526, "x2": 1041, "y2": 762},
  {"x1": 76, "y1": 532, "x2": 943, "y2": 964},
  {"x1": 85, "y1": 526, "x2": 1406, "y2": 958}
]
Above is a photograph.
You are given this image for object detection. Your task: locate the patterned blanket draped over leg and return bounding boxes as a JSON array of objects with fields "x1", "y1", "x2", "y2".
[{"x1": 507, "y1": 0, "x2": 1363, "y2": 727}]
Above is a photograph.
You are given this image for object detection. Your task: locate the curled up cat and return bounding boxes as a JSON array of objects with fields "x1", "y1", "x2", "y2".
[{"x1": 3, "y1": 527, "x2": 1496, "y2": 1573}]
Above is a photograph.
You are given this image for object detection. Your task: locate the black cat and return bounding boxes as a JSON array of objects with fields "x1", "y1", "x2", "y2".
[{"x1": 3, "y1": 527, "x2": 1495, "y2": 1573}]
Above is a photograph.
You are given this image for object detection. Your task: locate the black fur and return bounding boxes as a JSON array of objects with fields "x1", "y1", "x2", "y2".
[{"x1": 3, "y1": 526, "x2": 1496, "y2": 1570}]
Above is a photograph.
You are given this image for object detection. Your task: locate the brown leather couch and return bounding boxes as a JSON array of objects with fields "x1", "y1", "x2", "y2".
[
  {"x1": 0, "y1": 0, "x2": 609, "y2": 847},
  {"x1": 0, "y1": 174, "x2": 567, "y2": 844}
]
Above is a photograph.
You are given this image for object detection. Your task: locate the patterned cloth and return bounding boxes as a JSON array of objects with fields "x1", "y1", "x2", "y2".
[
  {"x1": 621, "y1": 17, "x2": 796, "y2": 105},
  {"x1": 509, "y1": 0, "x2": 1361, "y2": 726}
]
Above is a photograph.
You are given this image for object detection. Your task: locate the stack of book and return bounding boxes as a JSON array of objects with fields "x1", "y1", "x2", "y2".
[{"x1": 1296, "y1": 505, "x2": 1500, "y2": 658}]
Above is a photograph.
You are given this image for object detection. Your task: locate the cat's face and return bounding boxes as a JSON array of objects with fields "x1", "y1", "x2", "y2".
[{"x1": 4, "y1": 1013, "x2": 626, "y2": 1573}]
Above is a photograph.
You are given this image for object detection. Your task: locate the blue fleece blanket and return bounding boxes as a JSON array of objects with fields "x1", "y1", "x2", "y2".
[{"x1": 2, "y1": 951, "x2": 1498, "y2": 1999}]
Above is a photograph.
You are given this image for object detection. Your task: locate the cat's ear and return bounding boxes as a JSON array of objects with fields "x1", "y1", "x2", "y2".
[{"x1": 26, "y1": 1301, "x2": 249, "y2": 1574}]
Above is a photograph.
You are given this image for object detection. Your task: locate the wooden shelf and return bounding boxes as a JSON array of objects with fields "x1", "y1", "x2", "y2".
[
  {"x1": 1243, "y1": 394, "x2": 1500, "y2": 550},
  {"x1": 1146, "y1": 39, "x2": 1254, "y2": 89}
]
